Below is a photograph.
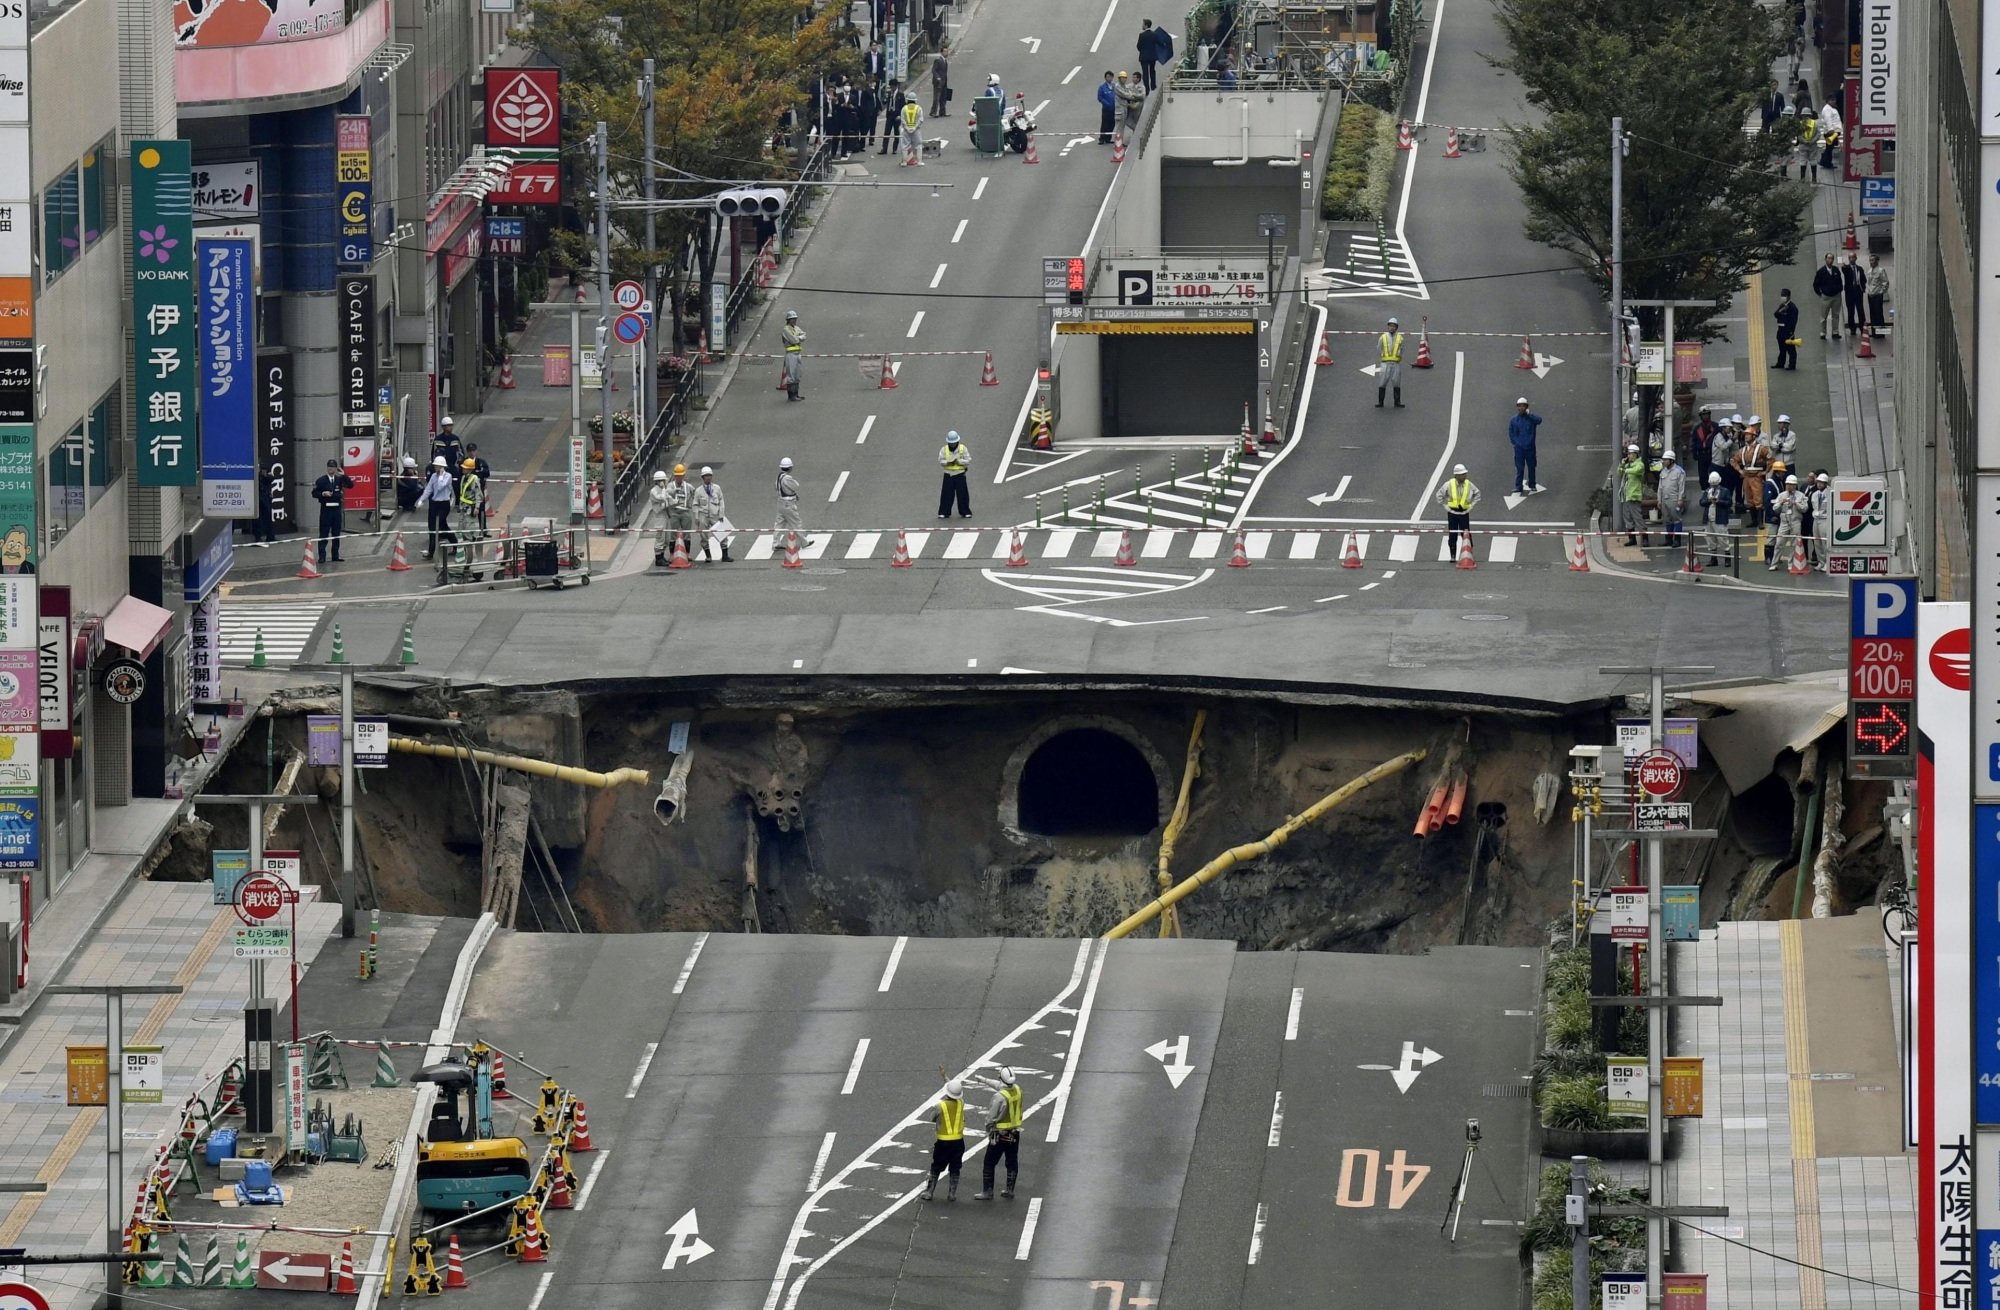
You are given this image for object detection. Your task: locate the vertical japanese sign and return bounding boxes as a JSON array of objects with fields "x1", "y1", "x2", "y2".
[
  {"x1": 187, "y1": 594, "x2": 220, "y2": 703},
  {"x1": 334, "y1": 114, "x2": 371, "y2": 267},
  {"x1": 0, "y1": 0, "x2": 32, "y2": 428},
  {"x1": 482, "y1": 68, "x2": 562, "y2": 205},
  {"x1": 336, "y1": 277, "x2": 375, "y2": 511},
  {"x1": 197, "y1": 236, "x2": 254, "y2": 518},
  {"x1": 258, "y1": 350, "x2": 293, "y2": 535},
  {"x1": 133, "y1": 140, "x2": 197, "y2": 487},
  {"x1": 37, "y1": 586, "x2": 70, "y2": 759}
]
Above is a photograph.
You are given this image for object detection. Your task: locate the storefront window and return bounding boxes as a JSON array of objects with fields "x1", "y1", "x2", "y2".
[
  {"x1": 46, "y1": 422, "x2": 83, "y2": 547},
  {"x1": 41, "y1": 165, "x2": 78, "y2": 281},
  {"x1": 81, "y1": 138, "x2": 112, "y2": 250},
  {"x1": 87, "y1": 385, "x2": 118, "y2": 507}
]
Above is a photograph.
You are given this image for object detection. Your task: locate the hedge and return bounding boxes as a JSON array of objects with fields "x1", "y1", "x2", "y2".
[{"x1": 1321, "y1": 103, "x2": 1397, "y2": 223}]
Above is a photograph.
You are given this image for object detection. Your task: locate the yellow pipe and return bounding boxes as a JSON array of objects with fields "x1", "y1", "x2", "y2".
[
  {"x1": 1155, "y1": 710, "x2": 1209, "y2": 939},
  {"x1": 388, "y1": 738, "x2": 652, "y2": 789},
  {"x1": 1104, "y1": 747, "x2": 1428, "y2": 941}
]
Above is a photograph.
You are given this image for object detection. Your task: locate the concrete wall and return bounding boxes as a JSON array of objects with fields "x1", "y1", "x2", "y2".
[
  {"x1": 1159, "y1": 161, "x2": 1303, "y2": 253},
  {"x1": 1156, "y1": 87, "x2": 1329, "y2": 163}
]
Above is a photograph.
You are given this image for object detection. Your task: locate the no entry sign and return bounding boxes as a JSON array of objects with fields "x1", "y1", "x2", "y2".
[{"x1": 1634, "y1": 750, "x2": 1684, "y2": 798}]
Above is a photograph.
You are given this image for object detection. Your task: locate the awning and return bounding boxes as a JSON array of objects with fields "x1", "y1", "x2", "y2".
[{"x1": 103, "y1": 595, "x2": 175, "y2": 662}]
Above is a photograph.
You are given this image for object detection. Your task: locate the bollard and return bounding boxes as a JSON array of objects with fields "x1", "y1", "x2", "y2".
[
  {"x1": 328, "y1": 624, "x2": 346, "y2": 665},
  {"x1": 1133, "y1": 466, "x2": 1141, "y2": 498},
  {"x1": 1061, "y1": 486, "x2": 1070, "y2": 524},
  {"x1": 368, "y1": 907, "x2": 379, "y2": 978},
  {"x1": 1201, "y1": 448, "x2": 1212, "y2": 486},
  {"x1": 1034, "y1": 492, "x2": 1043, "y2": 529},
  {"x1": 1146, "y1": 492, "x2": 1154, "y2": 529},
  {"x1": 1169, "y1": 454, "x2": 1178, "y2": 487},
  {"x1": 251, "y1": 629, "x2": 267, "y2": 670},
  {"x1": 1093, "y1": 480, "x2": 1104, "y2": 524}
]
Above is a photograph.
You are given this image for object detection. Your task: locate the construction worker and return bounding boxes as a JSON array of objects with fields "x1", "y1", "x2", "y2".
[
  {"x1": 653, "y1": 464, "x2": 697, "y2": 564},
  {"x1": 1768, "y1": 474, "x2": 1808, "y2": 571},
  {"x1": 900, "y1": 94, "x2": 925, "y2": 167},
  {"x1": 1809, "y1": 471, "x2": 1832, "y2": 568},
  {"x1": 1768, "y1": 413, "x2": 1797, "y2": 465},
  {"x1": 1711, "y1": 417, "x2": 1741, "y2": 516},
  {"x1": 455, "y1": 458, "x2": 484, "y2": 539},
  {"x1": 1698, "y1": 471, "x2": 1732, "y2": 569},
  {"x1": 694, "y1": 466, "x2": 730, "y2": 562},
  {"x1": 924, "y1": 1079, "x2": 967, "y2": 1202},
  {"x1": 1434, "y1": 462, "x2": 1479, "y2": 558},
  {"x1": 775, "y1": 456, "x2": 810, "y2": 546},
  {"x1": 937, "y1": 430, "x2": 971, "y2": 518},
  {"x1": 1507, "y1": 397, "x2": 1541, "y2": 494},
  {"x1": 429, "y1": 416, "x2": 463, "y2": 486},
  {"x1": 1655, "y1": 449, "x2": 1687, "y2": 547},
  {"x1": 1617, "y1": 444, "x2": 1647, "y2": 545},
  {"x1": 969, "y1": 1066, "x2": 1023, "y2": 1200},
  {"x1": 419, "y1": 456, "x2": 455, "y2": 559},
  {"x1": 1733, "y1": 422, "x2": 1771, "y2": 528},
  {"x1": 1376, "y1": 316, "x2": 1405, "y2": 408},
  {"x1": 781, "y1": 310, "x2": 805, "y2": 401}
]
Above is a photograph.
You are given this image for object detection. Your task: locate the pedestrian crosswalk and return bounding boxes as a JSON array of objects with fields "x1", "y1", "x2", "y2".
[
  {"x1": 217, "y1": 602, "x2": 326, "y2": 667},
  {"x1": 1310, "y1": 229, "x2": 1427, "y2": 299},
  {"x1": 1034, "y1": 448, "x2": 1273, "y2": 533},
  {"x1": 737, "y1": 527, "x2": 1561, "y2": 567}
]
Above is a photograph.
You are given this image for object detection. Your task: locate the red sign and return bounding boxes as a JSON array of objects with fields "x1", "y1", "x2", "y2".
[
  {"x1": 1634, "y1": 750, "x2": 1684, "y2": 798},
  {"x1": 342, "y1": 437, "x2": 377, "y2": 512},
  {"x1": 1671, "y1": 341, "x2": 1703, "y2": 384},
  {"x1": 0, "y1": 1281, "x2": 53, "y2": 1310},
  {"x1": 485, "y1": 69, "x2": 560, "y2": 148},
  {"x1": 1662, "y1": 1273, "x2": 1707, "y2": 1310},
  {"x1": 254, "y1": 1251, "x2": 330, "y2": 1292},
  {"x1": 236, "y1": 873, "x2": 288, "y2": 924},
  {"x1": 1851, "y1": 628, "x2": 1916, "y2": 699},
  {"x1": 487, "y1": 162, "x2": 560, "y2": 207}
]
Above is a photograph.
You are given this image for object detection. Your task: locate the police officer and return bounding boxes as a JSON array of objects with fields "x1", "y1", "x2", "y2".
[
  {"x1": 781, "y1": 310, "x2": 805, "y2": 401},
  {"x1": 313, "y1": 459, "x2": 353, "y2": 563},
  {"x1": 1434, "y1": 462, "x2": 1479, "y2": 558},
  {"x1": 419, "y1": 456, "x2": 455, "y2": 559},
  {"x1": 924, "y1": 1079, "x2": 967, "y2": 1202},
  {"x1": 937, "y1": 430, "x2": 971, "y2": 518},
  {"x1": 1376, "y1": 316, "x2": 1405, "y2": 409},
  {"x1": 775, "y1": 456, "x2": 810, "y2": 546},
  {"x1": 969, "y1": 1066, "x2": 1023, "y2": 1200}
]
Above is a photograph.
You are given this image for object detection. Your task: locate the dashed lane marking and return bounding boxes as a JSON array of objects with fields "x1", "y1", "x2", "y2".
[
  {"x1": 573, "y1": 1150, "x2": 610, "y2": 1211},
  {"x1": 627, "y1": 1043, "x2": 658, "y2": 1098},
  {"x1": 1016, "y1": 1197, "x2": 1044, "y2": 1260},
  {"x1": 1286, "y1": 987, "x2": 1303, "y2": 1040},
  {"x1": 808, "y1": 1132, "x2": 836, "y2": 1192},
  {"x1": 672, "y1": 933, "x2": 708, "y2": 995},
  {"x1": 840, "y1": 1038, "x2": 870, "y2": 1095},
  {"x1": 878, "y1": 936, "x2": 907, "y2": 992},
  {"x1": 1268, "y1": 1092, "x2": 1285, "y2": 1147},
  {"x1": 1247, "y1": 1202, "x2": 1270, "y2": 1265}
]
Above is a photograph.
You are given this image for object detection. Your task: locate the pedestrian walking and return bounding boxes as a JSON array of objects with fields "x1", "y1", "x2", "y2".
[
  {"x1": 419, "y1": 456, "x2": 454, "y2": 559},
  {"x1": 312, "y1": 459, "x2": 353, "y2": 564},
  {"x1": 1768, "y1": 475, "x2": 1807, "y2": 570},
  {"x1": 1699, "y1": 472, "x2": 1732, "y2": 569},
  {"x1": 1507, "y1": 397, "x2": 1541, "y2": 494},
  {"x1": 781, "y1": 309, "x2": 805, "y2": 400},
  {"x1": 900, "y1": 96, "x2": 925, "y2": 167},
  {"x1": 1617, "y1": 444, "x2": 1648, "y2": 545},
  {"x1": 1734, "y1": 424, "x2": 1771, "y2": 527},
  {"x1": 464, "y1": 441, "x2": 492, "y2": 528},
  {"x1": 1097, "y1": 71, "x2": 1118, "y2": 143},
  {"x1": 1138, "y1": 20, "x2": 1161, "y2": 91},
  {"x1": 775, "y1": 456, "x2": 810, "y2": 546},
  {"x1": 1841, "y1": 252, "x2": 1866, "y2": 332},
  {"x1": 1435, "y1": 463, "x2": 1479, "y2": 557},
  {"x1": 1866, "y1": 255, "x2": 1890, "y2": 330},
  {"x1": 694, "y1": 466, "x2": 731, "y2": 562},
  {"x1": 1811, "y1": 254, "x2": 1843, "y2": 340},
  {"x1": 1655, "y1": 450, "x2": 1687, "y2": 546},
  {"x1": 1116, "y1": 71, "x2": 1145, "y2": 130},
  {"x1": 930, "y1": 46, "x2": 950, "y2": 118},
  {"x1": 969, "y1": 1067, "x2": 1023, "y2": 1200},
  {"x1": 937, "y1": 430, "x2": 972, "y2": 518},
  {"x1": 1375, "y1": 316, "x2": 1405, "y2": 408},
  {"x1": 1773, "y1": 287, "x2": 1800, "y2": 369},
  {"x1": 924, "y1": 1079, "x2": 967, "y2": 1203}
]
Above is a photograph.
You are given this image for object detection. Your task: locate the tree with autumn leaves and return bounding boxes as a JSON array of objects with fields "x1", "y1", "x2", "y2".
[{"x1": 522, "y1": 0, "x2": 856, "y2": 352}]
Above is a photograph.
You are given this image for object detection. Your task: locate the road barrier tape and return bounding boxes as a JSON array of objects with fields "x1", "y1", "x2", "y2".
[{"x1": 1316, "y1": 328, "x2": 1603, "y2": 338}]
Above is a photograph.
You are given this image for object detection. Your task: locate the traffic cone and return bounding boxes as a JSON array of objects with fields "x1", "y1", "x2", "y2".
[
  {"x1": 1239, "y1": 405, "x2": 1256, "y2": 457},
  {"x1": 1030, "y1": 408, "x2": 1054, "y2": 450},
  {"x1": 548, "y1": 1167, "x2": 573, "y2": 1209},
  {"x1": 329, "y1": 625, "x2": 347, "y2": 665},
  {"x1": 491, "y1": 1051, "x2": 508, "y2": 1099},
  {"x1": 697, "y1": 334, "x2": 713, "y2": 365},
  {"x1": 1397, "y1": 119, "x2": 1414, "y2": 150},
  {"x1": 444, "y1": 1235, "x2": 467, "y2": 1289},
  {"x1": 1316, "y1": 332, "x2": 1332, "y2": 367},
  {"x1": 218, "y1": 1065, "x2": 240, "y2": 1114},
  {"x1": 251, "y1": 629, "x2": 267, "y2": 669},
  {"x1": 1113, "y1": 530, "x2": 1137, "y2": 567},
  {"x1": 1456, "y1": 533, "x2": 1477, "y2": 569},
  {"x1": 296, "y1": 539, "x2": 320, "y2": 580},
  {"x1": 1682, "y1": 541, "x2": 1702, "y2": 575},
  {"x1": 1412, "y1": 330, "x2": 1434, "y2": 369},
  {"x1": 1843, "y1": 210, "x2": 1859, "y2": 251},
  {"x1": 1856, "y1": 326, "x2": 1875, "y2": 359},
  {"x1": 1024, "y1": 133, "x2": 1039, "y2": 164},
  {"x1": 890, "y1": 530, "x2": 913, "y2": 568},
  {"x1": 879, "y1": 354, "x2": 898, "y2": 389},
  {"x1": 333, "y1": 1240, "x2": 357, "y2": 1295},
  {"x1": 569, "y1": 1100, "x2": 594, "y2": 1152},
  {"x1": 1514, "y1": 335, "x2": 1535, "y2": 370},
  {"x1": 228, "y1": 1233, "x2": 253, "y2": 1289},
  {"x1": 519, "y1": 1217, "x2": 546, "y2": 1264},
  {"x1": 1790, "y1": 537, "x2": 1810, "y2": 576},
  {"x1": 387, "y1": 531, "x2": 412, "y2": 571},
  {"x1": 373, "y1": 1043, "x2": 398, "y2": 1087},
  {"x1": 669, "y1": 535, "x2": 692, "y2": 569},
  {"x1": 1443, "y1": 125, "x2": 1461, "y2": 158},
  {"x1": 399, "y1": 621, "x2": 419, "y2": 667},
  {"x1": 586, "y1": 481, "x2": 604, "y2": 521},
  {"x1": 980, "y1": 350, "x2": 999, "y2": 386},
  {"x1": 782, "y1": 530, "x2": 804, "y2": 569},
  {"x1": 1260, "y1": 395, "x2": 1278, "y2": 445},
  {"x1": 497, "y1": 357, "x2": 516, "y2": 389},
  {"x1": 491, "y1": 524, "x2": 510, "y2": 571},
  {"x1": 1111, "y1": 133, "x2": 1127, "y2": 164},
  {"x1": 1340, "y1": 532, "x2": 1362, "y2": 568},
  {"x1": 1007, "y1": 530, "x2": 1030, "y2": 568},
  {"x1": 1568, "y1": 533, "x2": 1591, "y2": 572},
  {"x1": 1229, "y1": 530, "x2": 1251, "y2": 568}
]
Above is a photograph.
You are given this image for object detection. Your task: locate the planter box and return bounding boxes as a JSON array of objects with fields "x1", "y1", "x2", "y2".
[{"x1": 1538, "y1": 1123, "x2": 1649, "y2": 1161}]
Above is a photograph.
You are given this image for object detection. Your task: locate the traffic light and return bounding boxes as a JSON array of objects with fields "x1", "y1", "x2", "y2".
[{"x1": 712, "y1": 188, "x2": 786, "y2": 217}]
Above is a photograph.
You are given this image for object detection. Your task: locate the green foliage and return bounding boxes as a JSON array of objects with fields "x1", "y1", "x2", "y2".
[
  {"x1": 1546, "y1": 984, "x2": 1594, "y2": 1052},
  {"x1": 1525, "y1": 1164, "x2": 1650, "y2": 1310},
  {"x1": 1493, "y1": 0, "x2": 1809, "y2": 335},
  {"x1": 1546, "y1": 946, "x2": 1591, "y2": 995},
  {"x1": 1320, "y1": 104, "x2": 1397, "y2": 222},
  {"x1": 1540, "y1": 1073, "x2": 1611, "y2": 1130}
]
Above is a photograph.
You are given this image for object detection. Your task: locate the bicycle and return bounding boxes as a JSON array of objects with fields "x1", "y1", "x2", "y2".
[{"x1": 1880, "y1": 878, "x2": 1916, "y2": 946}]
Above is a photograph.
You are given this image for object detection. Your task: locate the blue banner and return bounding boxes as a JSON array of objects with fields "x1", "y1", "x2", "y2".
[
  {"x1": 197, "y1": 237, "x2": 255, "y2": 518},
  {"x1": 0, "y1": 792, "x2": 37, "y2": 871},
  {"x1": 1976, "y1": 806, "x2": 2000, "y2": 1121}
]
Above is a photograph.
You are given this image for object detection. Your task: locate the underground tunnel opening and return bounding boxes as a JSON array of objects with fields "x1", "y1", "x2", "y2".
[{"x1": 1016, "y1": 728, "x2": 1160, "y2": 838}]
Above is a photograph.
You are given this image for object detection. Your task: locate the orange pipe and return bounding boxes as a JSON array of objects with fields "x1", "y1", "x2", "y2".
[
  {"x1": 1442, "y1": 771, "x2": 1469, "y2": 825},
  {"x1": 1414, "y1": 778, "x2": 1449, "y2": 838}
]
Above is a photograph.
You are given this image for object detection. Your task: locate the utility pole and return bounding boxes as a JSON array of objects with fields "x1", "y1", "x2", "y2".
[
  {"x1": 641, "y1": 60, "x2": 658, "y2": 438},
  {"x1": 1568, "y1": 1155, "x2": 1591, "y2": 1310},
  {"x1": 339, "y1": 666, "x2": 356, "y2": 938},
  {"x1": 594, "y1": 121, "x2": 616, "y2": 528},
  {"x1": 1609, "y1": 116, "x2": 1625, "y2": 482}
]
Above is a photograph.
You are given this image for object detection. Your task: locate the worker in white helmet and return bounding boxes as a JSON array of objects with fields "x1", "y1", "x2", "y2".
[
  {"x1": 694, "y1": 466, "x2": 730, "y2": 562},
  {"x1": 780, "y1": 310, "x2": 805, "y2": 401},
  {"x1": 1434, "y1": 462, "x2": 1480, "y2": 558},
  {"x1": 775, "y1": 457, "x2": 810, "y2": 547},
  {"x1": 924, "y1": 1078, "x2": 967, "y2": 1202},
  {"x1": 967, "y1": 1066, "x2": 1023, "y2": 1200}
]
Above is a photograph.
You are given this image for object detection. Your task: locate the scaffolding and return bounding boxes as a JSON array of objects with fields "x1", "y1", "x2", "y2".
[{"x1": 1173, "y1": 1, "x2": 1405, "y2": 93}]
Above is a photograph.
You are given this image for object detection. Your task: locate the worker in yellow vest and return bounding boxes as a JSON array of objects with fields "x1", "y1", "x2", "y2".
[
  {"x1": 1376, "y1": 315, "x2": 1405, "y2": 409},
  {"x1": 924, "y1": 1079, "x2": 966, "y2": 1202},
  {"x1": 937, "y1": 430, "x2": 971, "y2": 518},
  {"x1": 971, "y1": 1066, "x2": 1024, "y2": 1200},
  {"x1": 1434, "y1": 462, "x2": 1481, "y2": 558}
]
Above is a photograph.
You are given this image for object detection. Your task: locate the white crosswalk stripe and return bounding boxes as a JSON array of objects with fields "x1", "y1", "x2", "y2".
[
  {"x1": 1036, "y1": 448, "x2": 1276, "y2": 533},
  {"x1": 730, "y1": 528, "x2": 1564, "y2": 568},
  {"x1": 218, "y1": 603, "x2": 326, "y2": 666}
]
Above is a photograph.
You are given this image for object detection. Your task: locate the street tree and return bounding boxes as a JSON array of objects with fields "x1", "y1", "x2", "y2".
[{"x1": 1493, "y1": 0, "x2": 1809, "y2": 337}]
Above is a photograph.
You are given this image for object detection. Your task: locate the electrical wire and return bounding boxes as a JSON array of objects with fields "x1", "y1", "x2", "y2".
[{"x1": 1630, "y1": 1198, "x2": 1930, "y2": 1298}]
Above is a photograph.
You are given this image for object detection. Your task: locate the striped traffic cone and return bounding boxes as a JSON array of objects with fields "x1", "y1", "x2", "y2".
[
  {"x1": 1568, "y1": 533, "x2": 1591, "y2": 572},
  {"x1": 333, "y1": 1240, "x2": 357, "y2": 1294},
  {"x1": 444, "y1": 1234, "x2": 467, "y2": 1289},
  {"x1": 227, "y1": 1233, "x2": 253, "y2": 1288},
  {"x1": 890, "y1": 530, "x2": 913, "y2": 568},
  {"x1": 1229, "y1": 531, "x2": 1251, "y2": 568},
  {"x1": 199, "y1": 1235, "x2": 223, "y2": 1286},
  {"x1": 1789, "y1": 537, "x2": 1810, "y2": 576},
  {"x1": 399, "y1": 621, "x2": 419, "y2": 667},
  {"x1": 296, "y1": 539, "x2": 320, "y2": 580},
  {"x1": 373, "y1": 1043, "x2": 398, "y2": 1088},
  {"x1": 570, "y1": 1100, "x2": 594, "y2": 1152},
  {"x1": 1397, "y1": 119, "x2": 1414, "y2": 150},
  {"x1": 387, "y1": 531, "x2": 412, "y2": 571},
  {"x1": 1442, "y1": 125, "x2": 1461, "y2": 158},
  {"x1": 1456, "y1": 533, "x2": 1478, "y2": 570},
  {"x1": 1113, "y1": 530, "x2": 1137, "y2": 567},
  {"x1": 782, "y1": 531, "x2": 804, "y2": 569},
  {"x1": 1007, "y1": 530, "x2": 1030, "y2": 568},
  {"x1": 980, "y1": 350, "x2": 999, "y2": 386},
  {"x1": 669, "y1": 535, "x2": 693, "y2": 569},
  {"x1": 327, "y1": 625, "x2": 347, "y2": 667},
  {"x1": 1340, "y1": 532, "x2": 1362, "y2": 568},
  {"x1": 1316, "y1": 333, "x2": 1333, "y2": 366}
]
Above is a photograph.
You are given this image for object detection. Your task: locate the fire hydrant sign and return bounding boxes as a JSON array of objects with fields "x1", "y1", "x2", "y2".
[{"x1": 122, "y1": 1045, "x2": 164, "y2": 1103}]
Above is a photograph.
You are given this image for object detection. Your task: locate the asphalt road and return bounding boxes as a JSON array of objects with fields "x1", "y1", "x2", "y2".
[{"x1": 452, "y1": 931, "x2": 1538, "y2": 1310}]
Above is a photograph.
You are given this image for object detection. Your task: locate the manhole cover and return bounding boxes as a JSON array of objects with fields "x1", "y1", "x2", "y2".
[
  {"x1": 1460, "y1": 613, "x2": 1510, "y2": 621},
  {"x1": 781, "y1": 584, "x2": 827, "y2": 592},
  {"x1": 802, "y1": 567, "x2": 846, "y2": 576}
]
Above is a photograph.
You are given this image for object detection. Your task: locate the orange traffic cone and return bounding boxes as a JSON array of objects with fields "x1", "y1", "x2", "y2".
[
  {"x1": 669, "y1": 535, "x2": 692, "y2": 569},
  {"x1": 444, "y1": 1235, "x2": 467, "y2": 1289},
  {"x1": 490, "y1": 524, "x2": 510, "y2": 572},
  {"x1": 333, "y1": 1241, "x2": 357, "y2": 1294},
  {"x1": 497, "y1": 357, "x2": 516, "y2": 389},
  {"x1": 548, "y1": 1168, "x2": 573, "y2": 1210},
  {"x1": 1260, "y1": 396, "x2": 1278, "y2": 445},
  {"x1": 387, "y1": 531, "x2": 412, "y2": 571},
  {"x1": 1843, "y1": 210, "x2": 1859, "y2": 251},
  {"x1": 1340, "y1": 532, "x2": 1362, "y2": 568},
  {"x1": 1316, "y1": 333, "x2": 1333, "y2": 367},
  {"x1": 519, "y1": 1220, "x2": 545, "y2": 1264},
  {"x1": 491, "y1": 1051, "x2": 509, "y2": 1099},
  {"x1": 1239, "y1": 405, "x2": 1256, "y2": 457},
  {"x1": 776, "y1": 360, "x2": 788, "y2": 391},
  {"x1": 1113, "y1": 530, "x2": 1137, "y2": 567},
  {"x1": 1514, "y1": 335, "x2": 1535, "y2": 370},
  {"x1": 1229, "y1": 531, "x2": 1251, "y2": 568},
  {"x1": 980, "y1": 351, "x2": 999, "y2": 386},
  {"x1": 1111, "y1": 133, "x2": 1127, "y2": 164},
  {"x1": 1007, "y1": 530, "x2": 1030, "y2": 568},
  {"x1": 878, "y1": 354, "x2": 898, "y2": 390},
  {"x1": 1682, "y1": 540, "x2": 1702, "y2": 575},
  {"x1": 1456, "y1": 533, "x2": 1477, "y2": 569},
  {"x1": 1856, "y1": 326, "x2": 1875, "y2": 359},
  {"x1": 1568, "y1": 533, "x2": 1591, "y2": 572},
  {"x1": 1790, "y1": 537, "x2": 1810, "y2": 576},
  {"x1": 1397, "y1": 119, "x2": 1414, "y2": 150},
  {"x1": 569, "y1": 1100, "x2": 593, "y2": 1152},
  {"x1": 1442, "y1": 126, "x2": 1461, "y2": 158},
  {"x1": 586, "y1": 482, "x2": 604, "y2": 521},
  {"x1": 890, "y1": 530, "x2": 913, "y2": 568},
  {"x1": 1412, "y1": 330, "x2": 1435, "y2": 369},
  {"x1": 1032, "y1": 416, "x2": 1053, "y2": 450},
  {"x1": 697, "y1": 334, "x2": 713, "y2": 365},
  {"x1": 782, "y1": 530, "x2": 804, "y2": 569},
  {"x1": 1024, "y1": 133, "x2": 1040, "y2": 164},
  {"x1": 297, "y1": 540, "x2": 321, "y2": 580}
]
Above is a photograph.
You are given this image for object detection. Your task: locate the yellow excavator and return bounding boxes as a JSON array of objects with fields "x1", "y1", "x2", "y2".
[{"x1": 410, "y1": 1056, "x2": 531, "y2": 1218}]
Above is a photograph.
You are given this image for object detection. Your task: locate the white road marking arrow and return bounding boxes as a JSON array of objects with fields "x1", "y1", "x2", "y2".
[
  {"x1": 1390, "y1": 1040, "x2": 1443, "y2": 1093},
  {"x1": 1359, "y1": 363, "x2": 1382, "y2": 378},
  {"x1": 1531, "y1": 353, "x2": 1563, "y2": 380},
  {"x1": 260, "y1": 1257, "x2": 315, "y2": 1283},
  {"x1": 1021, "y1": 36, "x2": 1042, "y2": 53},
  {"x1": 662, "y1": 1208, "x2": 715, "y2": 1270},
  {"x1": 1144, "y1": 1035, "x2": 1196, "y2": 1089},
  {"x1": 1307, "y1": 477, "x2": 1352, "y2": 507}
]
